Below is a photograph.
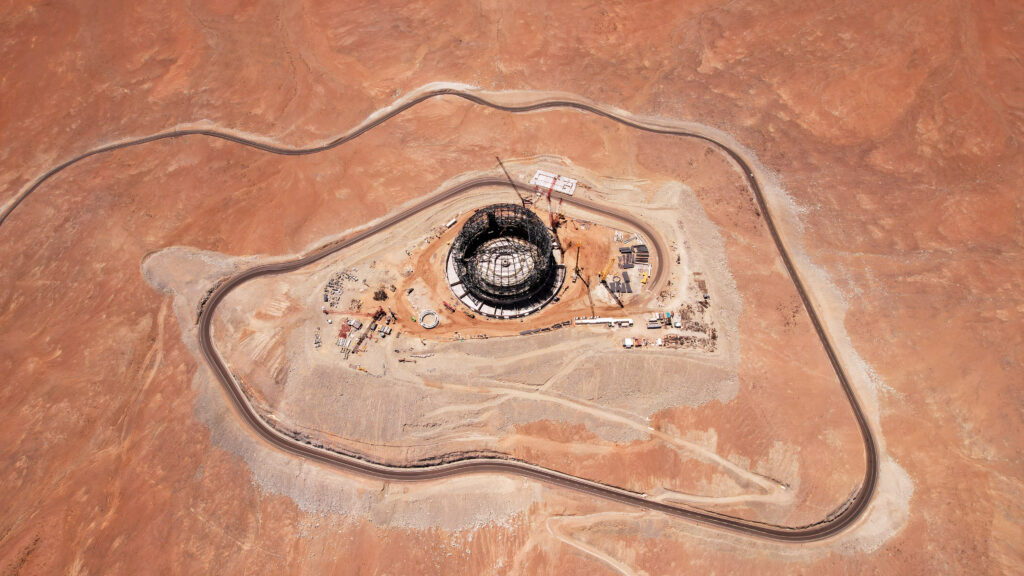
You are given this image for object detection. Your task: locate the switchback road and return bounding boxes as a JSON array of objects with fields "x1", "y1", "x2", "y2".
[{"x1": 0, "y1": 87, "x2": 878, "y2": 542}]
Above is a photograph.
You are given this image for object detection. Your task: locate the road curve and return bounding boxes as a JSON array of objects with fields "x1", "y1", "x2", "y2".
[{"x1": 1, "y1": 88, "x2": 878, "y2": 542}]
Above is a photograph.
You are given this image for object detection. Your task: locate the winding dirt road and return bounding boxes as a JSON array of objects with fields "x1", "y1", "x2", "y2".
[{"x1": 0, "y1": 87, "x2": 878, "y2": 542}]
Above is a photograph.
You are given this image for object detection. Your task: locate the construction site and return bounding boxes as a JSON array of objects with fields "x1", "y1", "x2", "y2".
[
  {"x1": 205, "y1": 158, "x2": 780, "y2": 503},
  {"x1": 106, "y1": 89, "x2": 887, "y2": 566},
  {"x1": 3, "y1": 2, "x2": 1016, "y2": 572},
  {"x1": 289, "y1": 165, "x2": 722, "y2": 365}
]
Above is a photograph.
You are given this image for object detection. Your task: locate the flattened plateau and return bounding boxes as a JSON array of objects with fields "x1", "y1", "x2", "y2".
[{"x1": 1, "y1": 1, "x2": 1020, "y2": 574}]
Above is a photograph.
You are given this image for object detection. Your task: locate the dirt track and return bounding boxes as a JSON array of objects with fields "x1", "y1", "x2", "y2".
[{"x1": 1, "y1": 88, "x2": 878, "y2": 542}]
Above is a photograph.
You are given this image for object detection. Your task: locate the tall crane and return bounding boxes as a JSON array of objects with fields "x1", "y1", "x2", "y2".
[
  {"x1": 570, "y1": 243, "x2": 596, "y2": 316},
  {"x1": 546, "y1": 184, "x2": 555, "y2": 226},
  {"x1": 598, "y1": 257, "x2": 615, "y2": 282},
  {"x1": 598, "y1": 256, "x2": 624, "y2": 309},
  {"x1": 577, "y1": 272, "x2": 596, "y2": 318},
  {"x1": 496, "y1": 157, "x2": 528, "y2": 208},
  {"x1": 543, "y1": 183, "x2": 565, "y2": 249},
  {"x1": 572, "y1": 243, "x2": 582, "y2": 283}
]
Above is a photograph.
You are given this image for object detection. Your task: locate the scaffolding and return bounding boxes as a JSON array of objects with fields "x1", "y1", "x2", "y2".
[{"x1": 449, "y1": 203, "x2": 559, "y2": 309}]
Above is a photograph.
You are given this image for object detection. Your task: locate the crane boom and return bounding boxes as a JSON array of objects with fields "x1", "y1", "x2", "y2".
[
  {"x1": 572, "y1": 244, "x2": 582, "y2": 282},
  {"x1": 599, "y1": 257, "x2": 615, "y2": 281},
  {"x1": 597, "y1": 256, "x2": 624, "y2": 308},
  {"x1": 495, "y1": 156, "x2": 527, "y2": 208},
  {"x1": 600, "y1": 277, "x2": 625, "y2": 308},
  {"x1": 571, "y1": 244, "x2": 595, "y2": 316},
  {"x1": 579, "y1": 274, "x2": 596, "y2": 317}
]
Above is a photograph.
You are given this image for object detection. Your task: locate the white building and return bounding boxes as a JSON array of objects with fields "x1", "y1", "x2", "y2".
[{"x1": 530, "y1": 170, "x2": 577, "y2": 196}]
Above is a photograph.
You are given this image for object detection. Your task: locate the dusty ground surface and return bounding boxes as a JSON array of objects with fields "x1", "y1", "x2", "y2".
[
  {"x1": 1, "y1": 1, "x2": 1021, "y2": 574},
  {"x1": 196, "y1": 142, "x2": 856, "y2": 529}
]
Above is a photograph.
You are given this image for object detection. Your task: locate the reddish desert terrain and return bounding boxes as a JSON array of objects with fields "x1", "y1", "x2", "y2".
[{"x1": 1, "y1": 1, "x2": 1021, "y2": 574}]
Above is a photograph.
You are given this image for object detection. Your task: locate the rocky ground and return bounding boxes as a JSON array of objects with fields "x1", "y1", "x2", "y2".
[{"x1": 1, "y1": 1, "x2": 1021, "y2": 574}]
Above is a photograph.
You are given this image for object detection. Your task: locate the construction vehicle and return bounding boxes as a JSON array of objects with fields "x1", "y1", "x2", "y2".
[
  {"x1": 600, "y1": 277, "x2": 624, "y2": 306},
  {"x1": 641, "y1": 272, "x2": 649, "y2": 285},
  {"x1": 595, "y1": 256, "x2": 624, "y2": 308},
  {"x1": 599, "y1": 276, "x2": 625, "y2": 309},
  {"x1": 347, "y1": 307, "x2": 387, "y2": 356}
]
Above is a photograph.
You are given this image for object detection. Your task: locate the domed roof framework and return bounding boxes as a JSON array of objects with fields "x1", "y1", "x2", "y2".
[{"x1": 448, "y1": 204, "x2": 562, "y2": 312}]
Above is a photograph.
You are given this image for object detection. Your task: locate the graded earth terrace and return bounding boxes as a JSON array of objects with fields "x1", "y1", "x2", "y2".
[
  {"x1": 188, "y1": 92, "x2": 872, "y2": 536},
  {"x1": 4, "y1": 88, "x2": 878, "y2": 545},
  {"x1": 3, "y1": 3, "x2": 1016, "y2": 572}
]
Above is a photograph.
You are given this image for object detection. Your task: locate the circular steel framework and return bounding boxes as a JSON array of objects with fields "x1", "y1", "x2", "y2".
[{"x1": 448, "y1": 204, "x2": 560, "y2": 312}]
